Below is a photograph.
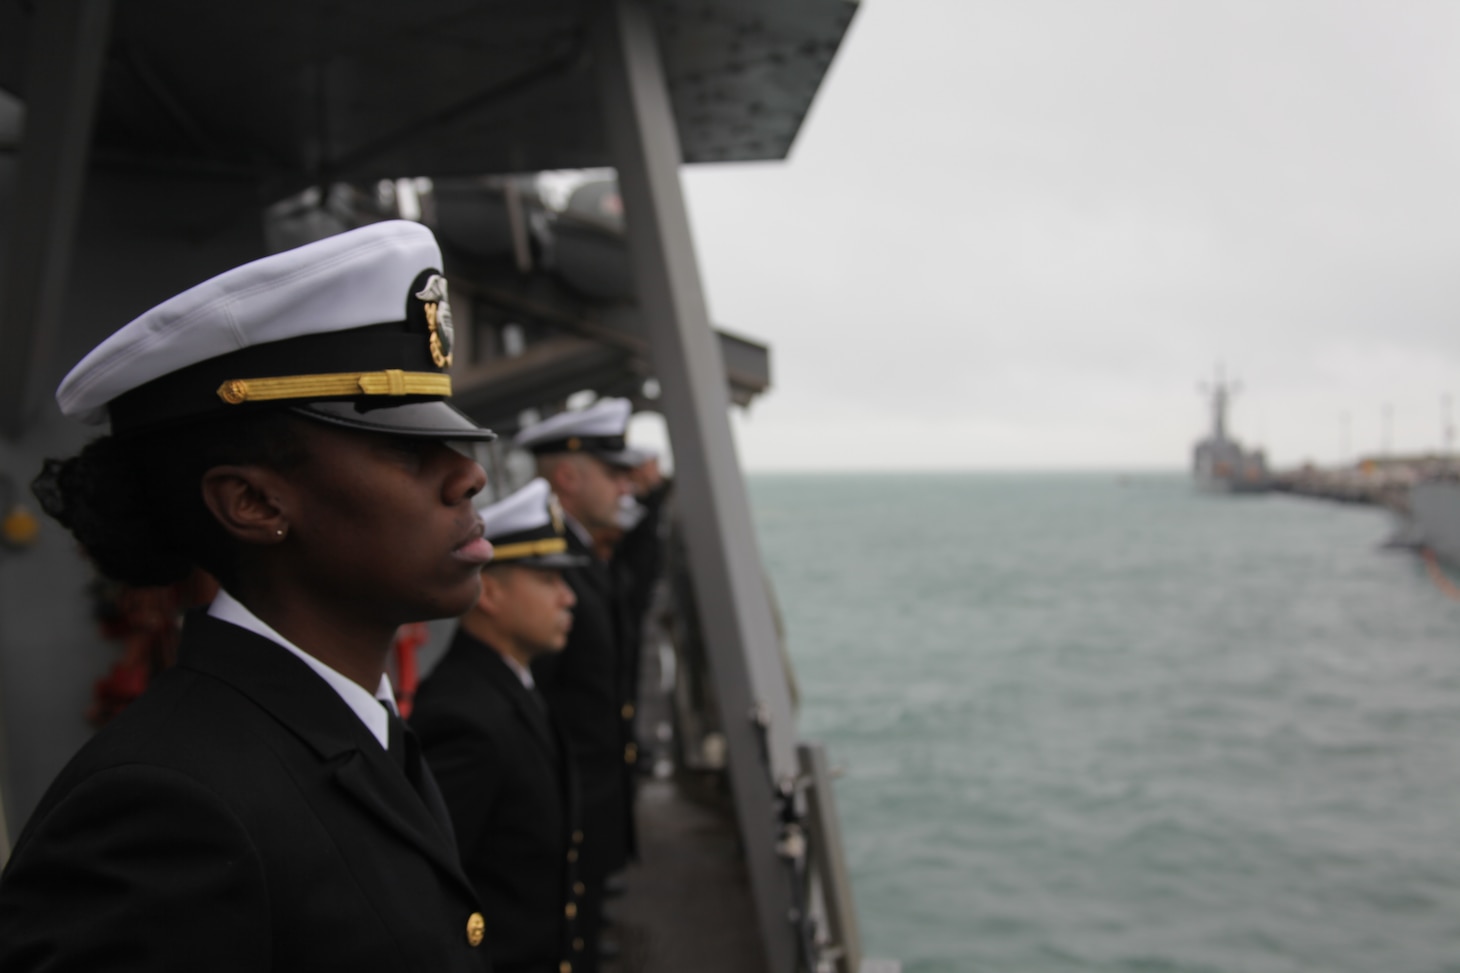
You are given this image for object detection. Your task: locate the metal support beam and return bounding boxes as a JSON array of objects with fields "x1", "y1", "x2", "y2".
[
  {"x1": 799, "y1": 741, "x2": 862, "y2": 973},
  {"x1": 594, "y1": 4, "x2": 800, "y2": 971},
  {"x1": 0, "y1": 0, "x2": 113, "y2": 439}
]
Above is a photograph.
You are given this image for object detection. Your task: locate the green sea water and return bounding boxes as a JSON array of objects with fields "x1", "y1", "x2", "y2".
[{"x1": 747, "y1": 473, "x2": 1460, "y2": 973}]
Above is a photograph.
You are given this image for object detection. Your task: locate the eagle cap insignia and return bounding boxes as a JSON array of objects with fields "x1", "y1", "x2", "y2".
[{"x1": 415, "y1": 274, "x2": 454, "y2": 368}]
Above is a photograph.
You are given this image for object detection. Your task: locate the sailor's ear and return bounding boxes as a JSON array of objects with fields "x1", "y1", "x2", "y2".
[
  {"x1": 543, "y1": 455, "x2": 579, "y2": 495},
  {"x1": 200, "y1": 465, "x2": 291, "y2": 545},
  {"x1": 476, "y1": 568, "x2": 507, "y2": 614}
]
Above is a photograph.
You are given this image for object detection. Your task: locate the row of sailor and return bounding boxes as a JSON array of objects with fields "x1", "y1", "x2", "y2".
[
  {"x1": 413, "y1": 395, "x2": 661, "y2": 973},
  {"x1": 0, "y1": 221, "x2": 659, "y2": 973}
]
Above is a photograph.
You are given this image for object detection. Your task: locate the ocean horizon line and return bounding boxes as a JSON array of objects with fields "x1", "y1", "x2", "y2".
[{"x1": 742, "y1": 466, "x2": 1188, "y2": 477}]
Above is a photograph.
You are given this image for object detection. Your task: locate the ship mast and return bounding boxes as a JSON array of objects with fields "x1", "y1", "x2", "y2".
[{"x1": 1200, "y1": 365, "x2": 1240, "y2": 444}]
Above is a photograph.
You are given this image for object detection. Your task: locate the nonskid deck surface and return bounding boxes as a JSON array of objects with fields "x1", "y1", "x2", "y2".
[
  {"x1": 606, "y1": 598, "x2": 763, "y2": 973},
  {"x1": 605, "y1": 776, "x2": 762, "y2": 973}
]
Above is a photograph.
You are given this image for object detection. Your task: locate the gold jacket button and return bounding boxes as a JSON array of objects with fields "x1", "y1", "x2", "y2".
[
  {"x1": 466, "y1": 912, "x2": 485, "y2": 947},
  {"x1": 573, "y1": 937, "x2": 585, "y2": 951},
  {"x1": 572, "y1": 830, "x2": 584, "y2": 845},
  {"x1": 565, "y1": 902, "x2": 578, "y2": 918},
  {"x1": 624, "y1": 743, "x2": 638, "y2": 764},
  {"x1": 567, "y1": 848, "x2": 579, "y2": 862},
  {"x1": 573, "y1": 881, "x2": 586, "y2": 896},
  {"x1": 559, "y1": 963, "x2": 573, "y2": 973},
  {"x1": 621, "y1": 703, "x2": 635, "y2": 720}
]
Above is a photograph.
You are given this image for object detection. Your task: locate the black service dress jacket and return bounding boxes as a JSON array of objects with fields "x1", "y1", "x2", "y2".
[
  {"x1": 612, "y1": 480, "x2": 670, "y2": 659},
  {"x1": 530, "y1": 527, "x2": 635, "y2": 884},
  {"x1": 605, "y1": 481, "x2": 670, "y2": 803},
  {"x1": 411, "y1": 631, "x2": 584, "y2": 973},
  {"x1": 0, "y1": 611, "x2": 489, "y2": 973}
]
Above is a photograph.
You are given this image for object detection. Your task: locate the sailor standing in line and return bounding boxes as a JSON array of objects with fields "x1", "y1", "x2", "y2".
[
  {"x1": 604, "y1": 449, "x2": 671, "y2": 716},
  {"x1": 585, "y1": 451, "x2": 670, "y2": 814},
  {"x1": 514, "y1": 398, "x2": 642, "y2": 972},
  {"x1": 412, "y1": 479, "x2": 588, "y2": 973},
  {"x1": 0, "y1": 222, "x2": 499, "y2": 972}
]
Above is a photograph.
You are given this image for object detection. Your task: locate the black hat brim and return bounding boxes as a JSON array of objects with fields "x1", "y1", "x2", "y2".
[
  {"x1": 291, "y1": 400, "x2": 496, "y2": 441},
  {"x1": 596, "y1": 446, "x2": 652, "y2": 470}
]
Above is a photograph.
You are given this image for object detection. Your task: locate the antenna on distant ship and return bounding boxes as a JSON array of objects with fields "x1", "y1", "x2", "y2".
[
  {"x1": 1193, "y1": 363, "x2": 1267, "y2": 491},
  {"x1": 1198, "y1": 363, "x2": 1240, "y2": 443}
]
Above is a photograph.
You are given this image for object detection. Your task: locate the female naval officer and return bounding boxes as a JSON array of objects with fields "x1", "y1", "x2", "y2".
[{"x1": 0, "y1": 221, "x2": 500, "y2": 972}]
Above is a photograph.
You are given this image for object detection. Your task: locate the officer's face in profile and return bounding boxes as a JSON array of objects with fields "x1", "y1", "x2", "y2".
[
  {"x1": 573, "y1": 455, "x2": 634, "y2": 531},
  {"x1": 256, "y1": 422, "x2": 489, "y2": 624},
  {"x1": 483, "y1": 565, "x2": 577, "y2": 654}
]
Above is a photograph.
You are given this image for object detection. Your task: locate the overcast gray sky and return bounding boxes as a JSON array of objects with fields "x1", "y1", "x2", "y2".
[{"x1": 655, "y1": 0, "x2": 1460, "y2": 472}]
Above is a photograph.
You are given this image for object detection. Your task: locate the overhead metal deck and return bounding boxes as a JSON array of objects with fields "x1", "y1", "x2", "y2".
[
  {"x1": 0, "y1": 0, "x2": 850, "y2": 432},
  {"x1": 0, "y1": 0, "x2": 852, "y2": 184}
]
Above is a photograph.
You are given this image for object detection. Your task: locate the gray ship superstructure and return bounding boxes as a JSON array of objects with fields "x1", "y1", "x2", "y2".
[
  {"x1": 0, "y1": 3, "x2": 889, "y2": 971},
  {"x1": 1405, "y1": 400, "x2": 1460, "y2": 568},
  {"x1": 1405, "y1": 478, "x2": 1460, "y2": 567}
]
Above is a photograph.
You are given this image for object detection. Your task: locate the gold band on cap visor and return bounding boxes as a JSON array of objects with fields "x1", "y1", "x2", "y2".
[
  {"x1": 216, "y1": 369, "x2": 451, "y2": 405},
  {"x1": 489, "y1": 537, "x2": 569, "y2": 561}
]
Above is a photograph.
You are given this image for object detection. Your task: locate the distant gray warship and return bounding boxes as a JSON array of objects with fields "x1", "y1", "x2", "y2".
[{"x1": 1192, "y1": 371, "x2": 1270, "y2": 493}]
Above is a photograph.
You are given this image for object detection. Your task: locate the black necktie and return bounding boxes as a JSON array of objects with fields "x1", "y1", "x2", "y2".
[
  {"x1": 381, "y1": 702, "x2": 457, "y2": 845},
  {"x1": 527, "y1": 683, "x2": 550, "y2": 719},
  {"x1": 383, "y1": 704, "x2": 421, "y2": 785}
]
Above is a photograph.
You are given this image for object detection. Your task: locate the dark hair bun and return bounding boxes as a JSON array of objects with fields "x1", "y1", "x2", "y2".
[{"x1": 32, "y1": 438, "x2": 194, "y2": 587}]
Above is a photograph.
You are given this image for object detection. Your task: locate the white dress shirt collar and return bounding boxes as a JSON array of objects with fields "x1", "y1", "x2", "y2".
[
  {"x1": 563, "y1": 510, "x2": 594, "y2": 550},
  {"x1": 208, "y1": 588, "x2": 394, "y2": 750},
  {"x1": 499, "y1": 652, "x2": 536, "y2": 691}
]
